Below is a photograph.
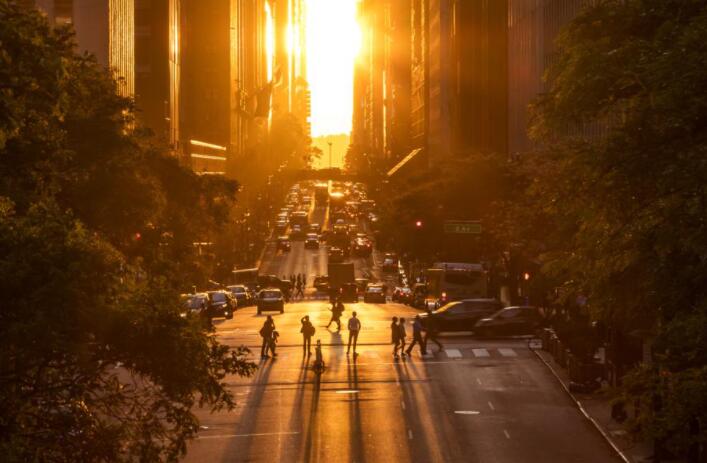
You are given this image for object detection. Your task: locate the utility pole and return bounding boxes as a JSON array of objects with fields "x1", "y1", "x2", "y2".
[{"x1": 328, "y1": 141, "x2": 333, "y2": 169}]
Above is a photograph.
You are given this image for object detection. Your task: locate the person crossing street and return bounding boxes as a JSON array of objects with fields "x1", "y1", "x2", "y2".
[
  {"x1": 406, "y1": 315, "x2": 425, "y2": 356},
  {"x1": 347, "y1": 311, "x2": 361, "y2": 356}
]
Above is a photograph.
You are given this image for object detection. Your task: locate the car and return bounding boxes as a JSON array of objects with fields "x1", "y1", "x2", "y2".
[
  {"x1": 339, "y1": 282, "x2": 359, "y2": 302},
  {"x1": 180, "y1": 292, "x2": 208, "y2": 317},
  {"x1": 392, "y1": 286, "x2": 412, "y2": 304},
  {"x1": 290, "y1": 210, "x2": 309, "y2": 227},
  {"x1": 328, "y1": 246, "x2": 344, "y2": 263},
  {"x1": 352, "y1": 237, "x2": 372, "y2": 257},
  {"x1": 313, "y1": 275, "x2": 329, "y2": 292},
  {"x1": 290, "y1": 224, "x2": 305, "y2": 240},
  {"x1": 355, "y1": 278, "x2": 369, "y2": 293},
  {"x1": 226, "y1": 285, "x2": 252, "y2": 306},
  {"x1": 276, "y1": 236, "x2": 291, "y2": 252},
  {"x1": 206, "y1": 290, "x2": 236, "y2": 319},
  {"x1": 257, "y1": 288, "x2": 285, "y2": 314},
  {"x1": 309, "y1": 223, "x2": 321, "y2": 234},
  {"x1": 304, "y1": 233, "x2": 320, "y2": 249},
  {"x1": 381, "y1": 256, "x2": 397, "y2": 272},
  {"x1": 363, "y1": 284, "x2": 386, "y2": 303},
  {"x1": 275, "y1": 220, "x2": 288, "y2": 233},
  {"x1": 474, "y1": 306, "x2": 544, "y2": 337},
  {"x1": 418, "y1": 299, "x2": 503, "y2": 332}
]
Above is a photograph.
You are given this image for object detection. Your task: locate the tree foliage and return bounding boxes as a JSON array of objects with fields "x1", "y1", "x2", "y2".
[
  {"x1": 0, "y1": 2, "x2": 256, "y2": 460},
  {"x1": 520, "y1": 0, "x2": 707, "y2": 454}
]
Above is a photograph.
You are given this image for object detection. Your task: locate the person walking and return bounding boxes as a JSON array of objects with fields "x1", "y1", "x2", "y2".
[
  {"x1": 397, "y1": 317, "x2": 407, "y2": 357},
  {"x1": 391, "y1": 317, "x2": 401, "y2": 359},
  {"x1": 406, "y1": 315, "x2": 425, "y2": 356},
  {"x1": 260, "y1": 316, "x2": 275, "y2": 358},
  {"x1": 326, "y1": 298, "x2": 344, "y2": 330},
  {"x1": 301, "y1": 315, "x2": 315, "y2": 355},
  {"x1": 347, "y1": 311, "x2": 361, "y2": 356},
  {"x1": 303, "y1": 274, "x2": 307, "y2": 287},
  {"x1": 295, "y1": 279, "x2": 304, "y2": 299},
  {"x1": 423, "y1": 308, "x2": 444, "y2": 353}
]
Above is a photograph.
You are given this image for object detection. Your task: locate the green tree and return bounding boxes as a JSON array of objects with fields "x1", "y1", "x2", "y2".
[
  {"x1": 524, "y1": 0, "x2": 707, "y2": 455},
  {"x1": 0, "y1": 2, "x2": 255, "y2": 460}
]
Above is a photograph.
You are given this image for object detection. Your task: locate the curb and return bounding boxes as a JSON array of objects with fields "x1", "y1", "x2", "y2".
[{"x1": 531, "y1": 348, "x2": 631, "y2": 463}]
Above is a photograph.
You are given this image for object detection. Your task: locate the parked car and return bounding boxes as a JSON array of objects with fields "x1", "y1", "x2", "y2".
[
  {"x1": 474, "y1": 306, "x2": 543, "y2": 337},
  {"x1": 276, "y1": 236, "x2": 291, "y2": 252},
  {"x1": 206, "y1": 290, "x2": 236, "y2": 319},
  {"x1": 419, "y1": 299, "x2": 502, "y2": 332},
  {"x1": 313, "y1": 275, "x2": 329, "y2": 292},
  {"x1": 257, "y1": 288, "x2": 285, "y2": 314},
  {"x1": 180, "y1": 293, "x2": 208, "y2": 317},
  {"x1": 328, "y1": 246, "x2": 344, "y2": 263},
  {"x1": 304, "y1": 233, "x2": 320, "y2": 249},
  {"x1": 363, "y1": 284, "x2": 386, "y2": 303},
  {"x1": 339, "y1": 282, "x2": 359, "y2": 302},
  {"x1": 226, "y1": 284, "x2": 252, "y2": 306}
]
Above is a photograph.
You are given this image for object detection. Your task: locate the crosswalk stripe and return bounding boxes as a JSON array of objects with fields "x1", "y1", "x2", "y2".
[
  {"x1": 498, "y1": 348, "x2": 517, "y2": 357},
  {"x1": 445, "y1": 349, "x2": 462, "y2": 359},
  {"x1": 472, "y1": 348, "x2": 490, "y2": 357}
]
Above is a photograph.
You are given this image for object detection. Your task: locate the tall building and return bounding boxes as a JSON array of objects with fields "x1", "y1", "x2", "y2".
[
  {"x1": 181, "y1": 0, "x2": 270, "y2": 177},
  {"x1": 134, "y1": 0, "x2": 181, "y2": 149},
  {"x1": 35, "y1": 0, "x2": 135, "y2": 98}
]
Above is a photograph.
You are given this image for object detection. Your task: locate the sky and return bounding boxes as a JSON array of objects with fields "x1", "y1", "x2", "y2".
[{"x1": 305, "y1": 0, "x2": 360, "y2": 137}]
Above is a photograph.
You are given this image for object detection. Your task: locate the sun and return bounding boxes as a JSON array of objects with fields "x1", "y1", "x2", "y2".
[{"x1": 305, "y1": 0, "x2": 361, "y2": 137}]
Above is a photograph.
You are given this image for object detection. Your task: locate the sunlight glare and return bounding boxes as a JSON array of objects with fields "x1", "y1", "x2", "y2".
[{"x1": 306, "y1": 0, "x2": 361, "y2": 137}]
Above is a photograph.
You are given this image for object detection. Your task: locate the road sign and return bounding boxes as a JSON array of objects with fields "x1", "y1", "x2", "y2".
[{"x1": 443, "y1": 221, "x2": 482, "y2": 235}]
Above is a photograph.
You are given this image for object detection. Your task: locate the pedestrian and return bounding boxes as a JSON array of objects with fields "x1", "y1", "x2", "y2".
[
  {"x1": 391, "y1": 316, "x2": 401, "y2": 359},
  {"x1": 290, "y1": 274, "x2": 296, "y2": 285},
  {"x1": 259, "y1": 316, "x2": 275, "y2": 358},
  {"x1": 326, "y1": 298, "x2": 344, "y2": 330},
  {"x1": 347, "y1": 311, "x2": 361, "y2": 356},
  {"x1": 313, "y1": 339, "x2": 325, "y2": 373},
  {"x1": 397, "y1": 317, "x2": 407, "y2": 357},
  {"x1": 406, "y1": 315, "x2": 425, "y2": 356},
  {"x1": 269, "y1": 329, "x2": 279, "y2": 357},
  {"x1": 423, "y1": 308, "x2": 444, "y2": 353},
  {"x1": 301, "y1": 315, "x2": 315, "y2": 355},
  {"x1": 295, "y1": 279, "x2": 304, "y2": 299},
  {"x1": 303, "y1": 274, "x2": 307, "y2": 287}
]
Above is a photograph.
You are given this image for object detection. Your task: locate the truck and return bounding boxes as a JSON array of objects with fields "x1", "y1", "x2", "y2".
[
  {"x1": 425, "y1": 262, "x2": 488, "y2": 307},
  {"x1": 328, "y1": 262, "x2": 355, "y2": 290}
]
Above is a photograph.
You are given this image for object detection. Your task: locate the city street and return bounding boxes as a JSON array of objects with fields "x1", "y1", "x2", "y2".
[
  {"x1": 184, "y1": 301, "x2": 621, "y2": 462},
  {"x1": 184, "y1": 199, "x2": 621, "y2": 462}
]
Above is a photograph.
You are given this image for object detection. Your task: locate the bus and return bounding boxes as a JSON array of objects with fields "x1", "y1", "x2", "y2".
[{"x1": 426, "y1": 262, "x2": 488, "y2": 307}]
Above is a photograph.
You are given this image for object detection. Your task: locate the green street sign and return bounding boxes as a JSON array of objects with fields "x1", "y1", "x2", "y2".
[{"x1": 444, "y1": 221, "x2": 482, "y2": 235}]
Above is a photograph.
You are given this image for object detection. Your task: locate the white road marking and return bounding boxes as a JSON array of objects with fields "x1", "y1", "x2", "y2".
[
  {"x1": 401, "y1": 401, "x2": 406, "y2": 410},
  {"x1": 476, "y1": 378, "x2": 482, "y2": 386},
  {"x1": 197, "y1": 431, "x2": 300, "y2": 440},
  {"x1": 454, "y1": 411, "x2": 481, "y2": 415},
  {"x1": 335, "y1": 390, "x2": 359, "y2": 394},
  {"x1": 407, "y1": 429, "x2": 413, "y2": 440},
  {"x1": 472, "y1": 348, "x2": 490, "y2": 357},
  {"x1": 504, "y1": 430, "x2": 511, "y2": 439},
  {"x1": 445, "y1": 349, "x2": 462, "y2": 359},
  {"x1": 488, "y1": 401, "x2": 495, "y2": 411},
  {"x1": 396, "y1": 378, "x2": 401, "y2": 386},
  {"x1": 498, "y1": 348, "x2": 517, "y2": 357}
]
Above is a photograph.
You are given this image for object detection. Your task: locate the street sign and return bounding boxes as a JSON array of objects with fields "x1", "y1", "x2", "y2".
[{"x1": 443, "y1": 221, "x2": 482, "y2": 235}]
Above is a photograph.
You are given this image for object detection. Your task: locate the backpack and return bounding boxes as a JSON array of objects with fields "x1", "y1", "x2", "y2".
[{"x1": 308, "y1": 325, "x2": 316, "y2": 336}]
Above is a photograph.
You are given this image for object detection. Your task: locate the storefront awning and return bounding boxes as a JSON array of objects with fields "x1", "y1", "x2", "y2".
[{"x1": 386, "y1": 148, "x2": 423, "y2": 178}]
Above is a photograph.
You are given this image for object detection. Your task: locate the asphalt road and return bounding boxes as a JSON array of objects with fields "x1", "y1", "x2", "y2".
[{"x1": 183, "y1": 202, "x2": 621, "y2": 462}]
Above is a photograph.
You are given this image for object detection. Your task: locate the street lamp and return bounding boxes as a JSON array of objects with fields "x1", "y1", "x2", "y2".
[{"x1": 328, "y1": 141, "x2": 333, "y2": 169}]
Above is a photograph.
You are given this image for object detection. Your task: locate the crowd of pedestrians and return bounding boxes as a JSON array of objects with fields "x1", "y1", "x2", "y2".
[{"x1": 391, "y1": 311, "x2": 443, "y2": 359}]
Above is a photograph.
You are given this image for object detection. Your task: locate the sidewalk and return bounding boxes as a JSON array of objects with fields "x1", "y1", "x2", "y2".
[{"x1": 533, "y1": 348, "x2": 657, "y2": 463}]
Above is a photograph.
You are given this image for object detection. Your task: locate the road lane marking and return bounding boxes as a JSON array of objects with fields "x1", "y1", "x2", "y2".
[
  {"x1": 498, "y1": 348, "x2": 517, "y2": 357},
  {"x1": 407, "y1": 429, "x2": 413, "y2": 440},
  {"x1": 401, "y1": 401, "x2": 406, "y2": 410},
  {"x1": 488, "y1": 401, "x2": 495, "y2": 411},
  {"x1": 444, "y1": 349, "x2": 462, "y2": 359},
  {"x1": 454, "y1": 411, "x2": 480, "y2": 415},
  {"x1": 335, "y1": 390, "x2": 359, "y2": 394},
  {"x1": 504, "y1": 430, "x2": 511, "y2": 439},
  {"x1": 472, "y1": 348, "x2": 490, "y2": 357},
  {"x1": 197, "y1": 431, "x2": 300, "y2": 440},
  {"x1": 476, "y1": 378, "x2": 482, "y2": 386}
]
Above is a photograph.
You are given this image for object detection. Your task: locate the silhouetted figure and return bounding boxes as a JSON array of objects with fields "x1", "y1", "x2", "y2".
[
  {"x1": 391, "y1": 316, "x2": 400, "y2": 359},
  {"x1": 423, "y1": 309, "x2": 443, "y2": 353},
  {"x1": 259, "y1": 316, "x2": 275, "y2": 358},
  {"x1": 301, "y1": 315, "x2": 315, "y2": 355},
  {"x1": 398, "y1": 318, "x2": 407, "y2": 357},
  {"x1": 406, "y1": 315, "x2": 425, "y2": 356},
  {"x1": 326, "y1": 298, "x2": 344, "y2": 330},
  {"x1": 295, "y1": 279, "x2": 304, "y2": 299},
  {"x1": 347, "y1": 311, "x2": 361, "y2": 356}
]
